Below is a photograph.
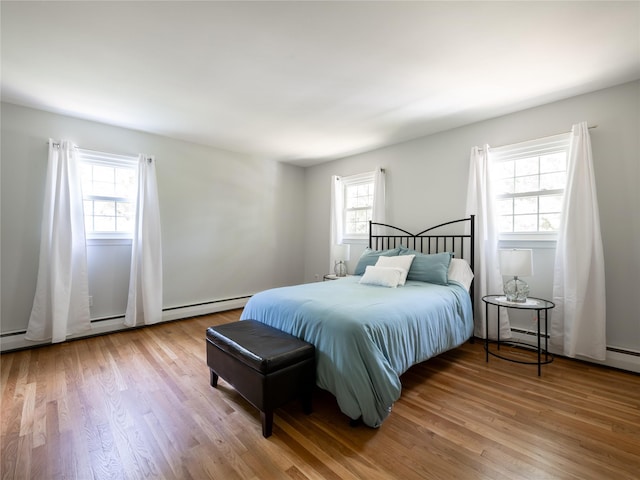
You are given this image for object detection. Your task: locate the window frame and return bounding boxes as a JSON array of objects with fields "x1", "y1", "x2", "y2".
[
  {"x1": 77, "y1": 149, "x2": 139, "y2": 241},
  {"x1": 341, "y1": 171, "x2": 376, "y2": 243},
  {"x1": 491, "y1": 133, "x2": 570, "y2": 242}
]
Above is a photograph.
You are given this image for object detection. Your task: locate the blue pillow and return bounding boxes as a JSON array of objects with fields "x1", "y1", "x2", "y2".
[
  {"x1": 353, "y1": 247, "x2": 402, "y2": 275},
  {"x1": 399, "y1": 247, "x2": 452, "y2": 285}
]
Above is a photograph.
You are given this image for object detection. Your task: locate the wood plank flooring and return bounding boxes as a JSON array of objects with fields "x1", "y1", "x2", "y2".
[{"x1": 2, "y1": 309, "x2": 639, "y2": 479}]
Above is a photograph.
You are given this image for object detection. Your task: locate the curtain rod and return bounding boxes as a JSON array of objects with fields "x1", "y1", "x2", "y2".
[
  {"x1": 48, "y1": 141, "x2": 100, "y2": 153},
  {"x1": 479, "y1": 125, "x2": 598, "y2": 151},
  {"x1": 47, "y1": 141, "x2": 143, "y2": 160}
]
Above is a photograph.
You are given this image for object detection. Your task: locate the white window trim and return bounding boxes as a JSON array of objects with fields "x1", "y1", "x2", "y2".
[
  {"x1": 491, "y1": 133, "x2": 570, "y2": 242},
  {"x1": 341, "y1": 171, "x2": 376, "y2": 243},
  {"x1": 77, "y1": 149, "x2": 138, "y2": 240}
]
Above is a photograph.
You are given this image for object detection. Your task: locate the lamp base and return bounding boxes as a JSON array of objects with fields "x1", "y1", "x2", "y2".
[
  {"x1": 504, "y1": 276, "x2": 530, "y2": 302},
  {"x1": 334, "y1": 261, "x2": 347, "y2": 277}
]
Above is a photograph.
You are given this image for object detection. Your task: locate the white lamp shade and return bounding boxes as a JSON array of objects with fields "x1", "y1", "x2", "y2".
[
  {"x1": 332, "y1": 243, "x2": 351, "y2": 261},
  {"x1": 499, "y1": 249, "x2": 533, "y2": 277}
]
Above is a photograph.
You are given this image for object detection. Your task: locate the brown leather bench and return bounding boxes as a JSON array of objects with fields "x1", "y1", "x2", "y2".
[{"x1": 205, "y1": 320, "x2": 315, "y2": 437}]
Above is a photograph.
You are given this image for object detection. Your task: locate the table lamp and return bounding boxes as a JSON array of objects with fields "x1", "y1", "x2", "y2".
[
  {"x1": 499, "y1": 249, "x2": 533, "y2": 302},
  {"x1": 333, "y1": 244, "x2": 351, "y2": 277}
]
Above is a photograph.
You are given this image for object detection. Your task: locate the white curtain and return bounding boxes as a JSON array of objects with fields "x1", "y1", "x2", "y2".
[
  {"x1": 466, "y1": 145, "x2": 511, "y2": 339},
  {"x1": 124, "y1": 154, "x2": 163, "y2": 327},
  {"x1": 329, "y1": 175, "x2": 344, "y2": 272},
  {"x1": 330, "y1": 175, "x2": 344, "y2": 246},
  {"x1": 26, "y1": 140, "x2": 91, "y2": 342},
  {"x1": 552, "y1": 122, "x2": 606, "y2": 360},
  {"x1": 372, "y1": 168, "x2": 386, "y2": 224}
]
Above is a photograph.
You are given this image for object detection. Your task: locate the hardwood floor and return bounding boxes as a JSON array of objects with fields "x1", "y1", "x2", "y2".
[{"x1": 2, "y1": 309, "x2": 639, "y2": 479}]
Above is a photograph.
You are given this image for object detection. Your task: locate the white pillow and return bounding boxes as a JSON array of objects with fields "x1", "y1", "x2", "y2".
[
  {"x1": 448, "y1": 258, "x2": 474, "y2": 290},
  {"x1": 359, "y1": 266, "x2": 403, "y2": 288},
  {"x1": 375, "y1": 254, "x2": 415, "y2": 285}
]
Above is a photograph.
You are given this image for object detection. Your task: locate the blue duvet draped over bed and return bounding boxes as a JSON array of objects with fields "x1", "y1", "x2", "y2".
[{"x1": 240, "y1": 276, "x2": 473, "y2": 427}]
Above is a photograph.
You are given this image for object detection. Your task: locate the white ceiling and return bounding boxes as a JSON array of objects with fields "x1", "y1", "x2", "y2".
[{"x1": 2, "y1": 1, "x2": 639, "y2": 166}]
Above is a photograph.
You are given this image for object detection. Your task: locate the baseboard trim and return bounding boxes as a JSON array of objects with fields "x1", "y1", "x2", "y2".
[
  {"x1": 508, "y1": 328, "x2": 640, "y2": 374},
  {"x1": 0, "y1": 296, "x2": 250, "y2": 353},
  {"x1": 5, "y1": 305, "x2": 640, "y2": 375}
]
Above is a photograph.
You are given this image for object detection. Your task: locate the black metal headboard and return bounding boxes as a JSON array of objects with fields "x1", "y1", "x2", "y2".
[{"x1": 368, "y1": 215, "x2": 475, "y2": 308}]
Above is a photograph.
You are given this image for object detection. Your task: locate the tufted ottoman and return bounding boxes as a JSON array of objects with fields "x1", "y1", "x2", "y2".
[{"x1": 205, "y1": 320, "x2": 315, "y2": 437}]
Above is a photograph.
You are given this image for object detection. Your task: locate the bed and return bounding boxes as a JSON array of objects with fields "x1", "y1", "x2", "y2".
[{"x1": 240, "y1": 216, "x2": 475, "y2": 427}]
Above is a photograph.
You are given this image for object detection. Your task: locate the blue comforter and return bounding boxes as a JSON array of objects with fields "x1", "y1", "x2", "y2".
[{"x1": 240, "y1": 276, "x2": 473, "y2": 427}]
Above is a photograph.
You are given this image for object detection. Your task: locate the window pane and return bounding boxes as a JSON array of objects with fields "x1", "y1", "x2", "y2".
[
  {"x1": 493, "y1": 160, "x2": 514, "y2": 179},
  {"x1": 495, "y1": 177, "x2": 514, "y2": 195},
  {"x1": 515, "y1": 157, "x2": 539, "y2": 176},
  {"x1": 346, "y1": 190, "x2": 356, "y2": 209},
  {"x1": 345, "y1": 183, "x2": 373, "y2": 209},
  {"x1": 539, "y1": 194, "x2": 563, "y2": 213},
  {"x1": 94, "y1": 181, "x2": 115, "y2": 196},
  {"x1": 514, "y1": 196, "x2": 537, "y2": 214},
  {"x1": 345, "y1": 207, "x2": 371, "y2": 236},
  {"x1": 513, "y1": 214, "x2": 538, "y2": 232},
  {"x1": 539, "y1": 172, "x2": 566, "y2": 191},
  {"x1": 356, "y1": 184, "x2": 371, "y2": 197},
  {"x1": 345, "y1": 211, "x2": 358, "y2": 235},
  {"x1": 354, "y1": 221, "x2": 368, "y2": 235},
  {"x1": 540, "y1": 153, "x2": 566, "y2": 173},
  {"x1": 345, "y1": 210, "x2": 356, "y2": 223},
  {"x1": 116, "y1": 201, "x2": 134, "y2": 216},
  {"x1": 115, "y1": 168, "x2": 136, "y2": 197},
  {"x1": 90, "y1": 166, "x2": 115, "y2": 196},
  {"x1": 499, "y1": 215, "x2": 514, "y2": 233},
  {"x1": 540, "y1": 213, "x2": 561, "y2": 232},
  {"x1": 514, "y1": 175, "x2": 539, "y2": 193},
  {"x1": 94, "y1": 215, "x2": 116, "y2": 232},
  {"x1": 93, "y1": 165, "x2": 115, "y2": 183},
  {"x1": 116, "y1": 201, "x2": 134, "y2": 232},
  {"x1": 356, "y1": 195, "x2": 369, "y2": 208},
  {"x1": 355, "y1": 209, "x2": 368, "y2": 222},
  {"x1": 94, "y1": 201, "x2": 116, "y2": 216},
  {"x1": 345, "y1": 185, "x2": 359, "y2": 208},
  {"x1": 496, "y1": 198, "x2": 513, "y2": 216}
]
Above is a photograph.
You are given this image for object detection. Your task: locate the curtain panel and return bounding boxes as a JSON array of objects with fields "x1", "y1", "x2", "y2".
[
  {"x1": 372, "y1": 168, "x2": 386, "y2": 224},
  {"x1": 465, "y1": 145, "x2": 511, "y2": 339},
  {"x1": 26, "y1": 140, "x2": 91, "y2": 342},
  {"x1": 329, "y1": 175, "x2": 344, "y2": 272},
  {"x1": 125, "y1": 154, "x2": 163, "y2": 327},
  {"x1": 552, "y1": 122, "x2": 606, "y2": 360},
  {"x1": 28, "y1": 144, "x2": 164, "y2": 342}
]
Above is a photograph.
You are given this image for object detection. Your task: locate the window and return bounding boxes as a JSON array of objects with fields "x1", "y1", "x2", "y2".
[
  {"x1": 342, "y1": 172, "x2": 375, "y2": 239},
  {"x1": 491, "y1": 134, "x2": 569, "y2": 236},
  {"x1": 78, "y1": 150, "x2": 138, "y2": 238}
]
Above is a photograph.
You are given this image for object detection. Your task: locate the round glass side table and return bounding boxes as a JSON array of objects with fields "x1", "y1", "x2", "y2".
[{"x1": 482, "y1": 295, "x2": 555, "y2": 376}]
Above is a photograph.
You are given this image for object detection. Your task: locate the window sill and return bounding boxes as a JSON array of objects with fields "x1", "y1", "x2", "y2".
[
  {"x1": 499, "y1": 234, "x2": 557, "y2": 249},
  {"x1": 342, "y1": 238, "x2": 368, "y2": 246},
  {"x1": 87, "y1": 237, "x2": 132, "y2": 246}
]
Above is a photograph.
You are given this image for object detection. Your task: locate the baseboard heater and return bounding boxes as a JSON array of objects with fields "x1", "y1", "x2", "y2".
[
  {"x1": 0, "y1": 295, "x2": 252, "y2": 352},
  {"x1": 86, "y1": 295, "x2": 253, "y2": 323},
  {"x1": 506, "y1": 327, "x2": 640, "y2": 373},
  {"x1": 509, "y1": 327, "x2": 640, "y2": 357}
]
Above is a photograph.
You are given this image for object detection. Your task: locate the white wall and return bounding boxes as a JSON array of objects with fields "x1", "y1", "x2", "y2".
[
  {"x1": 304, "y1": 81, "x2": 640, "y2": 363},
  {"x1": 1, "y1": 103, "x2": 306, "y2": 343},
  {"x1": 2, "y1": 81, "x2": 638, "y2": 371}
]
